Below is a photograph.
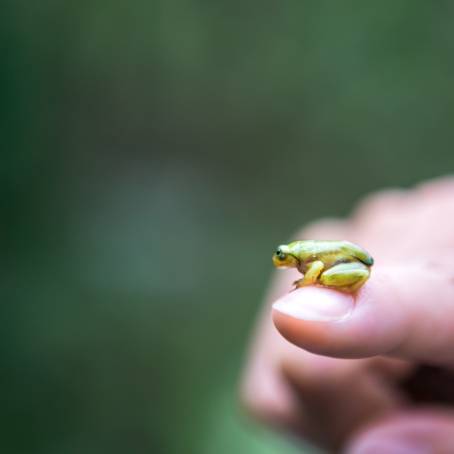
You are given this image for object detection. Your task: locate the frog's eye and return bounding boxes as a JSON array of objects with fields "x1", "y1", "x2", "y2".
[{"x1": 276, "y1": 249, "x2": 286, "y2": 260}]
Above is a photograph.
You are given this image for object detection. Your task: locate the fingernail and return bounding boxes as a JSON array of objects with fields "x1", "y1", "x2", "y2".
[{"x1": 272, "y1": 287, "x2": 354, "y2": 321}]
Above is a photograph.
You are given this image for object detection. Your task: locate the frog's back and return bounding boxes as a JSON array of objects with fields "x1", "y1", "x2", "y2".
[
  {"x1": 338, "y1": 241, "x2": 374, "y2": 266},
  {"x1": 289, "y1": 240, "x2": 373, "y2": 266}
]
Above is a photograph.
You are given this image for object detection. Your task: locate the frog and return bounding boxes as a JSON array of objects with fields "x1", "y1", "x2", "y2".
[{"x1": 272, "y1": 240, "x2": 373, "y2": 292}]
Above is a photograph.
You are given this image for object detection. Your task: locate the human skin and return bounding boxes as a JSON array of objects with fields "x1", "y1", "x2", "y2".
[{"x1": 240, "y1": 176, "x2": 454, "y2": 453}]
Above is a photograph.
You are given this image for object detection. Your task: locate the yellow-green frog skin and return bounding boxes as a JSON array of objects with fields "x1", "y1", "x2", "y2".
[{"x1": 272, "y1": 240, "x2": 373, "y2": 292}]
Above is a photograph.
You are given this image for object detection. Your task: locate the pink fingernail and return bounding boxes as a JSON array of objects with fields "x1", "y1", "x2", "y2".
[{"x1": 272, "y1": 287, "x2": 354, "y2": 321}]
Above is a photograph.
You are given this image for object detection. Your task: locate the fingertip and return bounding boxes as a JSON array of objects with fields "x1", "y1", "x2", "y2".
[
  {"x1": 271, "y1": 287, "x2": 356, "y2": 357},
  {"x1": 272, "y1": 309, "x2": 332, "y2": 356},
  {"x1": 272, "y1": 287, "x2": 354, "y2": 322},
  {"x1": 270, "y1": 271, "x2": 406, "y2": 359}
]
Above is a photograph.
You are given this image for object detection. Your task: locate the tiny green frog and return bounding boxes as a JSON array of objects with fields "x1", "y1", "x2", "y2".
[{"x1": 272, "y1": 240, "x2": 373, "y2": 292}]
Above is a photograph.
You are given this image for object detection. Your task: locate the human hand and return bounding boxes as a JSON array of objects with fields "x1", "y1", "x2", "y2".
[{"x1": 241, "y1": 177, "x2": 454, "y2": 453}]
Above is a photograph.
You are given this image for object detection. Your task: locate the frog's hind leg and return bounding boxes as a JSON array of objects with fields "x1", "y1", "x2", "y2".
[{"x1": 319, "y1": 262, "x2": 370, "y2": 293}]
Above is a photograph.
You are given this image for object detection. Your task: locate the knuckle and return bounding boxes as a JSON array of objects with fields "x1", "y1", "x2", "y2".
[
  {"x1": 415, "y1": 175, "x2": 454, "y2": 196},
  {"x1": 239, "y1": 382, "x2": 273, "y2": 421},
  {"x1": 238, "y1": 376, "x2": 292, "y2": 425},
  {"x1": 353, "y1": 189, "x2": 407, "y2": 219}
]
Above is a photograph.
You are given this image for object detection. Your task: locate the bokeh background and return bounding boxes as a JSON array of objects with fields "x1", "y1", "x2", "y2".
[{"x1": 4, "y1": 1, "x2": 454, "y2": 453}]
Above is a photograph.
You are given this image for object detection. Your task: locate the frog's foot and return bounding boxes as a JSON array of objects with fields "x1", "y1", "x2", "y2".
[
  {"x1": 292, "y1": 278, "x2": 307, "y2": 289},
  {"x1": 319, "y1": 262, "x2": 370, "y2": 293}
]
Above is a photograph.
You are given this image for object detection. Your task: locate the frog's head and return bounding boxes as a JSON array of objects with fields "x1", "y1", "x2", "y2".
[{"x1": 272, "y1": 244, "x2": 299, "y2": 268}]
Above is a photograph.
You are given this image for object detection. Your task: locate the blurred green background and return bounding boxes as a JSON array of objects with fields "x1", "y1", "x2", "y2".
[{"x1": 3, "y1": 1, "x2": 454, "y2": 453}]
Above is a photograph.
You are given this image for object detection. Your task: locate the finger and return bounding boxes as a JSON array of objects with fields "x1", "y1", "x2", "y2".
[
  {"x1": 241, "y1": 219, "x2": 411, "y2": 448},
  {"x1": 240, "y1": 219, "x2": 351, "y2": 428},
  {"x1": 272, "y1": 263, "x2": 454, "y2": 364},
  {"x1": 416, "y1": 174, "x2": 454, "y2": 198},
  {"x1": 242, "y1": 218, "x2": 413, "y2": 450},
  {"x1": 243, "y1": 330, "x2": 408, "y2": 450},
  {"x1": 281, "y1": 355, "x2": 408, "y2": 450},
  {"x1": 351, "y1": 184, "x2": 454, "y2": 260},
  {"x1": 346, "y1": 408, "x2": 454, "y2": 454}
]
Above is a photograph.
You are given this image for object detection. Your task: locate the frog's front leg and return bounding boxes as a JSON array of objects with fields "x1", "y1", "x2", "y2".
[
  {"x1": 319, "y1": 262, "x2": 370, "y2": 292},
  {"x1": 293, "y1": 260, "x2": 324, "y2": 288}
]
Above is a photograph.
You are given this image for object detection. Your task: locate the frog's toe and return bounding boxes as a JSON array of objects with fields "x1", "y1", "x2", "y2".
[{"x1": 292, "y1": 278, "x2": 306, "y2": 288}]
